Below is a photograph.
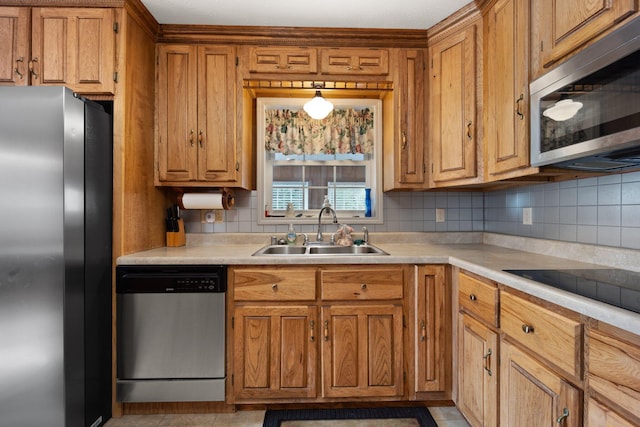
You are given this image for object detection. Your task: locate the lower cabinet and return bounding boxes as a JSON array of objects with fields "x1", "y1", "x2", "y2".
[
  {"x1": 229, "y1": 264, "x2": 450, "y2": 404},
  {"x1": 233, "y1": 305, "x2": 317, "y2": 400},
  {"x1": 321, "y1": 304, "x2": 403, "y2": 398},
  {"x1": 458, "y1": 314, "x2": 498, "y2": 427},
  {"x1": 499, "y1": 340, "x2": 581, "y2": 427}
]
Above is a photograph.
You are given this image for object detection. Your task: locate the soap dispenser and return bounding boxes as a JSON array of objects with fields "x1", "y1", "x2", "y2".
[{"x1": 287, "y1": 224, "x2": 297, "y2": 245}]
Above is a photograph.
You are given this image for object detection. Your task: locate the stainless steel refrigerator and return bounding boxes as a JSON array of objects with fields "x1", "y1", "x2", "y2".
[{"x1": 0, "y1": 87, "x2": 112, "y2": 427}]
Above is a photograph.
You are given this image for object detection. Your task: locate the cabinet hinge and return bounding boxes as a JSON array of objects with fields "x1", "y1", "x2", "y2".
[
  {"x1": 113, "y1": 22, "x2": 119, "y2": 33},
  {"x1": 402, "y1": 315, "x2": 406, "y2": 328},
  {"x1": 231, "y1": 374, "x2": 234, "y2": 385},
  {"x1": 423, "y1": 163, "x2": 426, "y2": 174},
  {"x1": 231, "y1": 316, "x2": 234, "y2": 328},
  {"x1": 113, "y1": 72, "x2": 118, "y2": 83},
  {"x1": 540, "y1": 41, "x2": 544, "y2": 52},
  {"x1": 235, "y1": 57, "x2": 239, "y2": 66},
  {"x1": 431, "y1": 163, "x2": 434, "y2": 174}
]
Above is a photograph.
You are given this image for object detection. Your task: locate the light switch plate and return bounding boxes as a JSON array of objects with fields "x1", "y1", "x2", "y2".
[
  {"x1": 523, "y1": 207, "x2": 532, "y2": 225},
  {"x1": 436, "y1": 208, "x2": 445, "y2": 223}
]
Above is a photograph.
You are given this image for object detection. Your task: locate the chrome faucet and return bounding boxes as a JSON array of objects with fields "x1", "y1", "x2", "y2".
[
  {"x1": 362, "y1": 226, "x2": 369, "y2": 244},
  {"x1": 317, "y1": 206, "x2": 338, "y2": 242}
]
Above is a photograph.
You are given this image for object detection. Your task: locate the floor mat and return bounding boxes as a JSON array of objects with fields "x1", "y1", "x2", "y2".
[{"x1": 263, "y1": 407, "x2": 438, "y2": 427}]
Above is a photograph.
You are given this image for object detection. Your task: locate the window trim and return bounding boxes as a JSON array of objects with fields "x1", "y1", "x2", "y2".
[{"x1": 257, "y1": 97, "x2": 383, "y2": 225}]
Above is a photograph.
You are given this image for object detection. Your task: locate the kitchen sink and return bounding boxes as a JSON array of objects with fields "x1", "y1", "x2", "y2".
[{"x1": 252, "y1": 244, "x2": 389, "y2": 256}]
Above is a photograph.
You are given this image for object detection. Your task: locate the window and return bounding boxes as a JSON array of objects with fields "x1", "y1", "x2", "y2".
[{"x1": 257, "y1": 97, "x2": 383, "y2": 225}]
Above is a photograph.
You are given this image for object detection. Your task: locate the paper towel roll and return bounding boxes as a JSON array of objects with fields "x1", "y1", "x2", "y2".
[{"x1": 178, "y1": 191, "x2": 234, "y2": 210}]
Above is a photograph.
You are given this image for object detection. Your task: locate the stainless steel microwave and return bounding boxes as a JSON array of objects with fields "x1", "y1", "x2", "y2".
[{"x1": 530, "y1": 17, "x2": 640, "y2": 172}]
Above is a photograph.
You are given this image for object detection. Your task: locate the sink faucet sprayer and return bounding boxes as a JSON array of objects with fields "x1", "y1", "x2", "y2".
[{"x1": 317, "y1": 206, "x2": 338, "y2": 242}]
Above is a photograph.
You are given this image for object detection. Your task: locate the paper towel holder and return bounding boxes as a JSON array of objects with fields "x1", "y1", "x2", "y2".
[{"x1": 175, "y1": 188, "x2": 235, "y2": 210}]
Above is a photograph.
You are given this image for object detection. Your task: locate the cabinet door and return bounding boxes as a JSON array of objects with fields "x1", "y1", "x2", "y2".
[
  {"x1": 385, "y1": 49, "x2": 427, "y2": 190},
  {"x1": 587, "y1": 398, "x2": 637, "y2": 427},
  {"x1": 197, "y1": 45, "x2": 238, "y2": 183},
  {"x1": 156, "y1": 44, "x2": 198, "y2": 182},
  {"x1": 415, "y1": 265, "x2": 449, "y2": 393},
  {"x1": 458, "y1": 314, "x2": 498, "y2": 427},
  {"x1": 0, "y1": 7, "x2": 29, "y2": 86},
  {"x1": 320, "y1": 48, "x2": 389, "y2": 75},
  {"x1": 233, "y1": 305, "x2": 317, "y2": 401},
  {"x1": 531, "y1": 0, "x2": 638, "y2": 78},
  {"x1": 321, "y1": 304, "x2": 403, "y2": 398},
  {"x1": 248, "y1": 46, "x2": 317, "y2": 74},
  {"x1": 429, "y1": 24, "x2": 478, "y2": 184},
  {"x1": 485, "y1": 0, "x2": 535, "y2": 180},
  {"x1": 500, "y1": 340, "x2": 581, "y2": 427},
  {"x1": 31, "y1": 8, "x2": 115, "y2": 94}
]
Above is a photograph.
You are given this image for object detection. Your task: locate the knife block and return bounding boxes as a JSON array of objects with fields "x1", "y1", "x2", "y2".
[{"x1": 166, "y1": 218, "x2": 186, "y2": 247}]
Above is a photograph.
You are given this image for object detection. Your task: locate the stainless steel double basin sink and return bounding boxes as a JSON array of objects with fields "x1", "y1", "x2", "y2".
[{"x1": 252, "y1": 243, "x2": 389, "y2": 256}]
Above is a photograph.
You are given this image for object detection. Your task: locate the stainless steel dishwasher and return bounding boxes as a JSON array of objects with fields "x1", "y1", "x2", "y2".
[{"x1": 116, "y1": 265, "x2": 227, "y2": 402}]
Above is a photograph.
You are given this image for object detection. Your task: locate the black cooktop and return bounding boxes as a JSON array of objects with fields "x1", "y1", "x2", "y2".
[{"x1": 503, "y1": 269, "x2": 640, "y2": 315}]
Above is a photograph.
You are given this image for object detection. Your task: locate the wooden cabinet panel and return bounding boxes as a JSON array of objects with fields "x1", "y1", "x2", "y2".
[
  {"x1": 588, "y1": 329, "x2": 640, "y2": 423},
  {"x1": 500, "y1": 340, "x2": 581, "y2": 427},
  {"x1": 588, "y1": 398, "x2": 637, "y2": 427},
  {"x1": 156, "y1": 44, "x2": 198, "y2": 182},
  {"x1": 458, "y1": 313, "x2": 498, "y2": 427},
  {"x1": 0, "y1": 7, "x2": 29, "y2": 86},
  {"x1": 320, "y1": 267, "x2": 403, "y2": 301},
  {"x1": 484, "y1": 0, "x2": 536, "y2": 180},
  {"x1": 248, "y1": 46, "x2": 317, "y2": 74},
  {"x1": 429, "y1": 23, "x2": 478, "y2": 184},
  {"x1": 31, "y1": 8, "x2": 115, "y2": 94},
  {"x1": 501, "y1": 291, "x2": 583, "y2": 379},
  {"x1": 233, "y1": 305, "x2": 317, "y2": 400},
  {"x1": 458, "y1": 272, "x2": 499, "y2": 327},
  {"x1": 384, "y1": 48, "x2": 427, "y2": 190},
  {"x1": 321, "y1": 304, "x2": 403, "y2": 397},
  {"x1": 197, "y1": 45, "x2": 238, "y2": 182},
  {"x1": 320, "y1": 48, "x2": 389, "y2": 75},
  {"x1": 531, "y1": 0, "x2": 638, "y2": 78},
  {"x1": 415, "y1": 265, "x2": 450, "y2": 393},
  {"x1": 233, "y1": 268, "x2": 316, "y2": 301}
]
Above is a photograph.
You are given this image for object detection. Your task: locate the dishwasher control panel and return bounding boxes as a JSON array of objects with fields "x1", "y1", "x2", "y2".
[{"x1": 116, "y1": 265, "x2": 227, "y2": 293}]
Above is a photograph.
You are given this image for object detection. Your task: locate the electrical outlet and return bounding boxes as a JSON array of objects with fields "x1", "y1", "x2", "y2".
[
  {"x1": 201, "y1": 210, "x2": 216, "y2": 223},
  {"x1": 214, "y1": 210, "x2": 224, "y2": 222},
  {"x1": 523, "y1": 207, "x2": 532, "y2": 225},
  {"x1": 436, "y1": 208, "x2": 445, "y2": 223}
]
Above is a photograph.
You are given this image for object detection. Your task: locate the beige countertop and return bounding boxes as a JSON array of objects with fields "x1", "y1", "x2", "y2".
[{"x1": 117, "y1": 232, "x2": 640, "y2": 335}]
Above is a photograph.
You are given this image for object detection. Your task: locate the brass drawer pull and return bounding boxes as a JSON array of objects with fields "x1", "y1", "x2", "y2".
[
  {"x1": 419, "y1": 320, "x2": 426, "y2": 342},
  {"x1": 556, "y1": 408, "x2": 569, "y2": 424},
  {"x1": 469, "y1": 294, "x2": 477, "y2": 301},
  {"x1": 522, "y1": 324, "x2": 535, "y2": 334},
  {"x1": 360, "y1": 283, "x2": 367, "y2": 289},
  {"x1": 483, "y1": 348, "x2": 493, "y2": 376},
  {"x1": 271, "y1": 283, "x2": 278, "y2": 290},
  {"x1": 310, "y1": 320, "x2": 315, "y2": 342},
  {"x1": 323, "y1": 320, "x2": 329, "y2": 341}
]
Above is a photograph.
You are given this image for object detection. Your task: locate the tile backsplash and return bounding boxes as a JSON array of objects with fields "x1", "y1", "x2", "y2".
[{"x1": 182, "y1": 170, "x2": 640, "y2": 251}]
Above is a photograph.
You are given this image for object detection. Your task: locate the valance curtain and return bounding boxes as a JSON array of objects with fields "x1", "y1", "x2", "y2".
[{"x1": 264, "y1": 108, "x2": 375, "y2": 155}]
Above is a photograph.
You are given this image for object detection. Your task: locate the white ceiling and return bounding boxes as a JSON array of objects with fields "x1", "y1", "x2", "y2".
[{"x1": 140, "y1": 0, "x2": 471, "y2": 30}]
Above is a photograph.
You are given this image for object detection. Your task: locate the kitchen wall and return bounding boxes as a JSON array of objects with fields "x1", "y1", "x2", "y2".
[{"x1": 182, "y1": 170, "x2": 640, "y2": 251}]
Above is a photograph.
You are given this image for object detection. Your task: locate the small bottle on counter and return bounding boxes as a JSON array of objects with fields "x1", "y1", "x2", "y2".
[{"x1": 287, "y1": 224, "x2": 297, "y2": 245}]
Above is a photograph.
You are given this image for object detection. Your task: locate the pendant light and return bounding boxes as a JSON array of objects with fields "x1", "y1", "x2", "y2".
[
  {"x1": 304, "y1": 85, "x2": 333, "y2": 119},
  {"x1": 543, "y1": 98, "x2": 583, "y2": 121}
]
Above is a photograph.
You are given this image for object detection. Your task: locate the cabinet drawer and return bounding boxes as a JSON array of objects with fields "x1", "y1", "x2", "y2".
[
  {"x1": 320, "y1": 48, "x2": 389, "y2": 75},
  {"x1": 248, "y1": 46, "x2": 317, "y2": 74},
  {"x1": 233, "y1": 268, "x2": 316, "y2": 301},
  {"x1": 458, "y1": 272, "x2": 499, "y2": 327},
  {"x1": 320, "y1": 268, "x2": 402, "y2": 300},
  {"x1": 588, "y1": 329, "x2": 640, "y2": 422},
  {"x1": 500, "y1": 291, "x2": 583, "y2": 379}
]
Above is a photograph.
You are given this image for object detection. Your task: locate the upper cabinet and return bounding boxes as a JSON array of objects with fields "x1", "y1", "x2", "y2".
[
  {"x1": 0, "y1": 7, "x2": 116, "y2": 95},
  {"x1": 384, "y1": 48, "x2": 427, "y2": 190},
  {"x1": 530, "y1": 0, "x2": 639, "y2": 79},
  {"x1": 248, "y1": 46, "x2": 318, "y2": 74},
  {"x1": 428, "y1": 15, "x2": 482, "y2": 187},
  {"x1": 156, "y1": 44, "x2": 251, "y2": 188},
  {"x1": 483, "y1": 0, "x2": 538, "y2": 180},
  {"x1": 320, "y1": 48, "x2": 389, "y2": 75}
]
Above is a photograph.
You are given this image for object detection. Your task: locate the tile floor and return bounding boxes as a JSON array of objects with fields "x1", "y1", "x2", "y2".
[{"x1": 104, "y1": 406, "x2": 470, "y2": 427}]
